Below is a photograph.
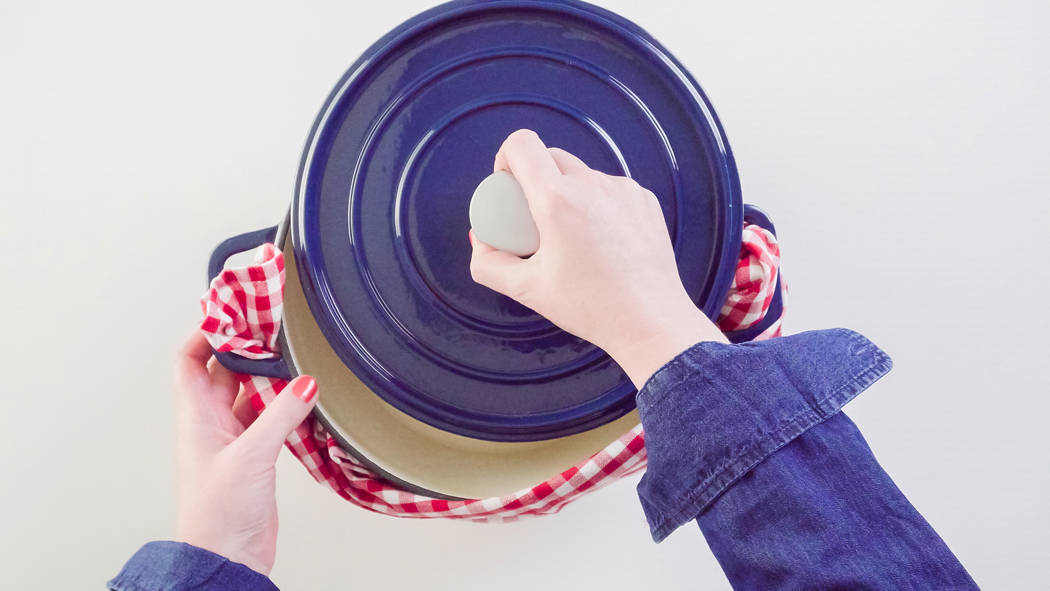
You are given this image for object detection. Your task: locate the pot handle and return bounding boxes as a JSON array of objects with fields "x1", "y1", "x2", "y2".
[
  {"x1": 205, "y1": 226, "x2": 293, "y2": 380},
  {"x1": 723, "y1": 204, "x2": 785, "y2": 344}
]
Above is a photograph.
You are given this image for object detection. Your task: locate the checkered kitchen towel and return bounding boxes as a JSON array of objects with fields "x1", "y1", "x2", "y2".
[{"x1": 199, "y1": 223, "x2": 785, "y2": 522}]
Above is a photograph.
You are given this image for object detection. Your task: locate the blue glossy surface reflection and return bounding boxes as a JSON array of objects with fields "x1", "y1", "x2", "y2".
[{"x1": 291, "y1": 0, "x2": 742, "y2": 441}]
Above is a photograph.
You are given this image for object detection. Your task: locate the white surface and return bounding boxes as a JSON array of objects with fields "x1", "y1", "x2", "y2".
[{"x1": 1, "y1": 1, "x2": 1047, "y2": 588}]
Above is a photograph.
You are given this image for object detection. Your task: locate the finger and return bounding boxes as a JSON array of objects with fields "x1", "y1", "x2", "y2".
[
  {"x1": 548, "y1": 148, "x2": 591, "y2": 175},
  {"x1": 235, "y1": 375, "x2": 317, "y2": 461},
  {"x1": 232, "y1": 388, "x2": 258, "y2": 429},
  {"x1": 174, "y1": 331, "x2": 218, "y2": 418},
  {"x1": 207, "y1": 357, "x2": 240, "y2": 409},
  {"x1": 175, "y1": 330, "x2": 214, "y2": 388},
  {"x1": 469, "y1": 229, "x2": 529, "y2": 297},
  {"x1": 492, "y1": 129, "x2": 561, "y2": 201}
]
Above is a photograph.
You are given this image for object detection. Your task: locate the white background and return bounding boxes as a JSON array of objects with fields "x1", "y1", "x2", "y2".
[{"x1": 2, "y1": 1, "x2": 1048, "y2": 588}]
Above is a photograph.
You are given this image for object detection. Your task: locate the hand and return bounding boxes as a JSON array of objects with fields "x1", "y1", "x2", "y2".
[
  {"x1": 173, "y1": 331, "x2": 317, "y2": 575},
  {"x1": 469, "y1": 130, "x2": 727, "y2": 388}
]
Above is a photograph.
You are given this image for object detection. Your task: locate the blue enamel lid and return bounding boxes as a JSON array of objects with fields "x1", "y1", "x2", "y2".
[{"x1": 291, "y1": 0, "x2": 742, "y2": 441}]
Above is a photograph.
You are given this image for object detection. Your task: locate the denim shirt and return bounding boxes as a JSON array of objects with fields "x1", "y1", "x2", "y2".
[
  {"x1": 110, "y1": 329, "x2": 976, "y2": 590},
  {"x1": 108, "y1": 541, "x2": 277, "y2": 591},
  {"x1": 638, "y1": 328, "x2": 976, "y2": 589}
]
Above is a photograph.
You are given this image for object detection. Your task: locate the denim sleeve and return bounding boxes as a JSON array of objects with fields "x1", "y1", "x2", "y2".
[
  {"x1": 107, "y1": 541, "x2": 279, "y2": 591},
  {"x1": 637, "y1": 328, "x2": 977, "y2": 589}
]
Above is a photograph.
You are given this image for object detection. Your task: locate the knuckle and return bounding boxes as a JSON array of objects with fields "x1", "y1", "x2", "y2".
[
  {"x1": 581, "y1": 169, "x2": 603, "y2": 183},
  {"x1": 548, "y1": 147, "x2": 573, "y2": 166},
  {"x1": 547, "y1": 179, "x2": 588, "y2": 214},
  {"x1": 598, "y1": 173, "x2": 622, "y2": 189},
  {"x1": 619, "y1": 176, "x2": 641, "y2": 191},
  {"x1": 505, "y1": 281, "x2": 528, "y2": 303},
  {"x1": 470, "y1": 259, "x2": 496, "y2": 289},
  {"x1": 508, "y1": 128, "x2": 539, "y2": 144},
  {"x1": 469, "y1": 260, "x2": 485, "y2": 283}
]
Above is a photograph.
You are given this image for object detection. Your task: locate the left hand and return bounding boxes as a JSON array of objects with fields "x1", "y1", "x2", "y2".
[{"x1": 173, "y1": 331, "x2": 317, "y2": 575}]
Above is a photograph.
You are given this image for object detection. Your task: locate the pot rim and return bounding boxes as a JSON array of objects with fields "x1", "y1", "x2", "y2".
[
  {"x1": 287, "y1": 0, "x2": 743, "y2": 442},
  {"x1": 271, "y1": 215, "x2": 467, "y2": 500}
]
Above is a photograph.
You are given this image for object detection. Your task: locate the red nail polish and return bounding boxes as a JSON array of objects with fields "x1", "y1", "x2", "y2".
[{"x1": 291, "y1": 376, "x2": 317, "y2": 403}]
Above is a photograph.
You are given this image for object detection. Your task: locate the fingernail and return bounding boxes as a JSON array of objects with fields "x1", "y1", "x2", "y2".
[
  {"x1": 468, "y1": 229, "x2": 475, "y2": 246},
  {"x1": 290, "y1": 375, "x2": 317, "y2": 403}
]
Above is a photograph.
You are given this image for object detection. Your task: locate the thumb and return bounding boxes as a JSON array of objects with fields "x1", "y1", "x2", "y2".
[
  {"x1": 469, "y1": 229, "x2": 529, "y2": 297},
  {"x1": 235, "y1": 375, "x2": 317, "y2": 461}
]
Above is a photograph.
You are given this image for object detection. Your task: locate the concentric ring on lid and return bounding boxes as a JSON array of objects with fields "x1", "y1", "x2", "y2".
[{"x1": 290, "y1": 0, "x2": 742, "y2": 441}]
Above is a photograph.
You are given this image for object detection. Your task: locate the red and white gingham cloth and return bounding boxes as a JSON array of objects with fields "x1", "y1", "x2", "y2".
[{"x1": 199, "y1": 224, "x2": 785, "y2": 522}]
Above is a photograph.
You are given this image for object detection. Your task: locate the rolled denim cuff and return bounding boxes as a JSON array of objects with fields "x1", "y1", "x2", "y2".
[
  {"x1": 107, "y1": 541, "x2": 278, "y2": 591},
  {"x1": 636, "y1": 328, "x2": 893, "y2": 542}
]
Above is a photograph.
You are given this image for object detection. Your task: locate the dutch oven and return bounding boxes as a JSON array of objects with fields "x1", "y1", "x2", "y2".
[{"x1": 206, "y1": 0, "x2": 780, "y2": 499}]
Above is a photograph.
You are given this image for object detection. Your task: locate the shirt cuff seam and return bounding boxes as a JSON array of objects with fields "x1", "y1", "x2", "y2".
[
  {"x1": 106, "y1": 575, "x2": 152, "y2": 591},
  {"x1": 636, "y1": 341, "x2": 704, "y2": 405},
  {"x1": 646, "y1": 348, "x2": 892, "y2": 542}
]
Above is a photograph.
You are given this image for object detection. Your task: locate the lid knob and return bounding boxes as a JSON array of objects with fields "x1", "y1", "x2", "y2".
[{"x1": 468, "y1": 171, "x2": 540, "y2": 257}]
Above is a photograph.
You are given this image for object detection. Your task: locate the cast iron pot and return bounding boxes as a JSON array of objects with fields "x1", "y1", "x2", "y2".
[{"x1": 205, "y1": 0, "x2": 782, "y2": 497}]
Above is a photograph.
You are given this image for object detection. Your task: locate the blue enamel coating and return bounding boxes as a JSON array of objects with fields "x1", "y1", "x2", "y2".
[
  {"x1": 290, "y1": 0, "x2": 743, "y2": 441},
  {"x1": 206, "y1": 226, "x2": 294, "y2": 380}
]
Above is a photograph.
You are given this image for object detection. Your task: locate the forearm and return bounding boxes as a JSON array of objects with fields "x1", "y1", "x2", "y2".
[
  {"x1": 697, "y1": 413, "x2": 975, "y2": 589},
  {"x1": 634, "y1": 329, "x2": 975, "y2": 589}
]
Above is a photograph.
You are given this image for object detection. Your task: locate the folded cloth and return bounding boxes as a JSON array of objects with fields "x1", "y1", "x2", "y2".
[{"x1": 199, "y1": 224, "x2": 785, "y2": 522}]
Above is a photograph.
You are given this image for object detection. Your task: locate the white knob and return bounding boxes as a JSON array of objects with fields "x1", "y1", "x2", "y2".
[{"x1": 468, "y1": 171, "x2": 540, "y2": 257}]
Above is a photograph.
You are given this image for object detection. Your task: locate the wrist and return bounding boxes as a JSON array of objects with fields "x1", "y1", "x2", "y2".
[
  {"x1": 176, "y1": 526, "x2": 271, "y2": 576},
  {"x1": 600, "y1": 296, "x2": 727, "y2": 389}
]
